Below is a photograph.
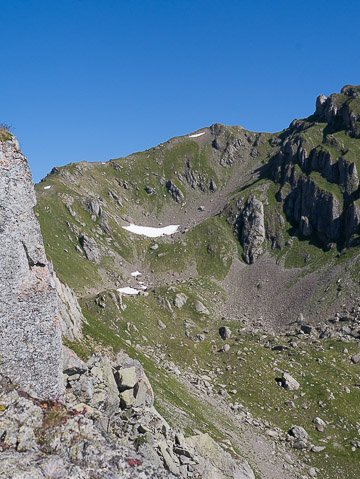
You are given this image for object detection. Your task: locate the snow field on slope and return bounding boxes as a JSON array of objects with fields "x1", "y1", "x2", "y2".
[{"x1": 122, "y1": 224, "x2": 179, "y2": 238}]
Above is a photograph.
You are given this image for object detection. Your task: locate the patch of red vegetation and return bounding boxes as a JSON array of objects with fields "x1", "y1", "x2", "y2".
[{"x1": 127, "y1": 458, "x2": 142, "y2": 467}]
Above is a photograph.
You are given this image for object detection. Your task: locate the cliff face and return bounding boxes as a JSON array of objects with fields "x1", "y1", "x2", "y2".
[
  {"x1": 0, "y1": 134, "x2": 64, "y2": 399},
  {"x1": 269, "y1": 85, "x2": 360, "y2": 250}
]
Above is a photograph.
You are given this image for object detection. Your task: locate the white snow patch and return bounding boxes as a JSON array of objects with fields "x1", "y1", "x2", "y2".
[
  {"x1": 43, "y1": 186, "x2": 52, "y2": 190},
  {"x1": 117, "y1": 287, "x2": 141, "y2": 295},
  {"x1": 122, "y1": 224, "x2": 179, "y2": 238},
  {"x1": 189, "y1": 132, "x2": 205, "y2": 138},
  {"x1": 101, "y1": 162, "x2": 106, "y2": 164},
  {"x1": 140, "y1": 286, "x2": 147, "y2": 290},
  {"x1": 131, "y1": 271, "x2": 142, "y2": 277}
]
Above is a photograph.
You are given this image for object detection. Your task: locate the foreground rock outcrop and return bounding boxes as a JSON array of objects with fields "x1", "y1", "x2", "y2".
[
  {"x1": 0, "y1": 134, "x2": 63, "y2": 400},
  {"x1": 0, "y1": 347, "x2": 254, "y2": 479},
  {"x1": 0, "y1": 375, "x2": 172, "y2": 479}
]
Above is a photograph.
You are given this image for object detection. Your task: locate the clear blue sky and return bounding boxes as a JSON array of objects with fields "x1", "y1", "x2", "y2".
[{"x1": 1, "y1": 0, "x2": 360, "y2": 183}]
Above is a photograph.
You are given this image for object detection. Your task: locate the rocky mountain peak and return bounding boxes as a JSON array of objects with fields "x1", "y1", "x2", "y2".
[{"x1": 315, "y1": 84, "x2": 360, "y2": 137}]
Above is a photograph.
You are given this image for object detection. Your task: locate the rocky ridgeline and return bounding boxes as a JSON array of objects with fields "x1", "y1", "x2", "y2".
[
  {"x1": 35, "y1": 86, "x2": 360, "y2": 269},
  {"x1": 221, "y1": 85, "x2": 360, "y2": 263},
  {"x1": 271, "y1": 86, "x2": 360, "y2": 248},
  {"x1": 0, "y1": 133, "x2": 254, "y2": 478},
  {"x1": 0, "y1": 133, "x2": 64, "y2": 399},
  {"x1": 315, "y1": 85, "x2": 360, "y2": 138}
]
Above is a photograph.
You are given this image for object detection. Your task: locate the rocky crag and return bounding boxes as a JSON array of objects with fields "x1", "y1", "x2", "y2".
[{"x1": 0, "y1": 134, "x2": 63, "y2": 400}]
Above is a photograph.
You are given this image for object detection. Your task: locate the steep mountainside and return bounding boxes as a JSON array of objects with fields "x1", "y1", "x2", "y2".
[
  {"x1": 36, "y1": 85, "x2": 360, "y2": 328},
  {"x1": 33, "y1": 86, "x2": 360, "y2": 479}
]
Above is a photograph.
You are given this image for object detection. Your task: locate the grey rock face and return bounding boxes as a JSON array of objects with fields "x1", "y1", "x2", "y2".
[
  {"x1": 351, "y1": 352, "x2": 360, "y2": 363},
  {"x1": 289, "y1": 425, "x2": 309, "y2": 449},
  {"x1": 0, "y1": 377, "x2": 173, "y2": 479},
  {"x1": 0, "y1": 136, "x2": 64, "y2": 399},
  {"x1": 289, "y1": 425, "x2": 308, "y2": 441},
  {"x1": 338, "y1": 158, "x2": 359, "y2": 196},
  {"x1": 115, "y1": 366, "x2": 138, "y2": 390},
  {"x1": 185, "y1": 433, "x2": 255, "y2": 479},
  {"x1": 345, "y1": 199, "x2": 360, "y2": 243},
  {"x1": 272, "y1": 96, "x2": 360, "y2": 248},
  {"x1": 114, "y1": 350, "x2": 154, "y2": 408},
  {"x1": 210, "y1": 123, "x2": 248, "y2": 168},
  {"x1": 280, "y1": 372, "x2": 300, "y2": 391},
  {"x1": 54, "y1": 272, "x2": 85, "y2": 341},
  {"x1": 193, "y1": 299, "x2": 209, "y2": 315},
  {"x1": 292, "y1": 179, "x2": 342, "y2": 242},
  {"x1": 166, "y1": 180, "x2": 184, "y2": 203},
  {"x1": 0, "y1": 338, "x2": 256, "y2": 479},
  {"x1": 315, "y1": 85, "x2": 360, "y2": 137},
  {"x1": 63, "y1": 345, "x2": 88, "y2": 375},
  {"x1": 240, "y1": 195, "x2": 265, "y2": 264},
  {"x1": 85, "y1": 197, "x2": 110, "y2": 234},
  {"x1": 174, "y1": 293, "x2": 187, "y2": 309},
  {"x1": 84, "y1": 354, "x2": 119, "y2": 416},
  {"x1": 313, "y1": 417, "x2": 326, "y2": 429},
  {"x1": 315, "y1": 94, "x2": 327, "y2": 116},
  {"x1": 79, "y1": 234, "x2": 102, "y2": 263},
  {"x1": 62, "y1": 348, "x2": 256, "y2": 479}
]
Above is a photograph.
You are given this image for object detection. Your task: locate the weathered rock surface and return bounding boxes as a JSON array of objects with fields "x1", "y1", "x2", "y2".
[
  {"x1": 54, "y1": 271, "x2": 85, "y2": 341},
  {"x1": 288, "y1": 425, "x2": 309, "y2": 450},
  {"x1": 0, "y1": 377, "x2": 173, "y2": 479},
  {"x1": 79, "y1": 233, "x2": 102, "y2": 263},
  {"x1": 114, "y1": 350, "x2": 154, "y2": 408},
  {"x1": 240, "y1": 195, "x2": 265, "y2": 264},
  {"x1": 166, "y1": 180, "x2": 184, "y2": 203},
  {"x1": 269, "y1": 86, "x2": 360, "y2": 250},
  {"x1": 351, "y1": 351, "x2": 360, "y2": 364},
  {"x1": 315, "y1": 85, "x2": 360, "y2": 138},
  {"x1": 174, "y1": 293, "x2": 188, "y2": 309},
  {"x1": 185, "y1": 433, "x2": 255, "y2": 479},
  {"x1": 280, "y1": 372, "x2": 300, "y2": 391},
  {"x1": 193, "y1": 299, "x2": 209, "y2": 315},
  {"x1": 85, "y1": 196, "x2": 110, "y2": 234},
  {"x1": 0, "y1": 135, "x2": 64, "y2": 399}
]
